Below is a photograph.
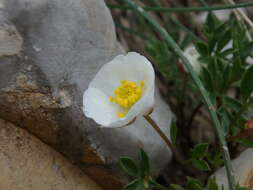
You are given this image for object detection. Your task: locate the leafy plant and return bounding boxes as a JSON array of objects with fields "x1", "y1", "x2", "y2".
[
  {"x1": 120, "y1": 149, "x2": 167, "y2": 190},
  {"x1": 109, "y1": 0, "x2": 253, "y2": 190}
]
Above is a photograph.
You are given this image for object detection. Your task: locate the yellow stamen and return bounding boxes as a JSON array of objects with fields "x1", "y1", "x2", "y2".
[
  {"x1": 140, "y1": 80, "x2": 145, "y2": 88},
  {"x1": 109, "y1": 96, "x2": 114, "y2": 102},
  {"x1": 117, "y1": 112, "x2": 125, "y2": 118},
  {"x1": 109, "y1": 80, "x2": 145, "y2": 118}
]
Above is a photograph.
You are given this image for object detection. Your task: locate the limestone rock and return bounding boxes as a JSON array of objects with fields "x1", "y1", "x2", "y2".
[
  {"x1": 213, "y1": 149, "x2": 253, "y2": 190},
  {"x1": 0, "y1": 118, "x2": 102, "y2": 190},
  {"x1": 0, "y1": 0, "x2": 173, "y2": 188}
]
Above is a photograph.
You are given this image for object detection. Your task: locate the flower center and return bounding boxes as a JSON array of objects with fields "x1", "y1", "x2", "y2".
[{"x1": 109, "y1": 80, "x2": 144, "y2": 118}]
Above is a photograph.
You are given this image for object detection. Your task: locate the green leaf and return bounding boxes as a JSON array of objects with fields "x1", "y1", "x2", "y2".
[
  {"x1": 236, "y1": 184, "x2": 249, "y2": 190},
  {"x1": 237, "y1": 138, "x2": 253, "y2": 147},
  {"x1": 218, "y1": 107, "x2": 230, "y2": 136},
  {"x1": 201, "y1": 67, "x2": 214, "y2": 93},
  {"x1": 217, "y1": 30, "x2": 231, "y2": 52},
  {"x1": 209, "y1": 93, "x2": 217, "y2": 106},
  {"x1": 230, "y1": 57, "x2": 244, "y2": 83},
  {"x1": 223, "y1": 96, "x2": 242, "y2": 112},
  {"x1": 120, "y1": 157, "x2": 139, "y2": 177},
  {"x1": 170, "y1": 120, "x2": 177, "y2": 145},
  {"x1": 221, "y1": 64, "x2": 231, "y2": 93},
  {"x1": 206, "y1": 151, "x2": 224, "y2": 168},
  {"x1": 192, "y1": 159, "x2": 210, "y2": 171},
  {"x1": 208, "y1": 58, "x2": 224, "y2": 93},
  {"x1": 171, "y1": 184, "x2": 185, "y2": 190},
  {"x1": 220, "y1": 48, "x2": 235, "y2": 57},
  {"x1": 232, "y1": 20, "x2": 247, "y2": 53},
  {"x1": 214, "y1": 22, "x2": 227, "y2": 39},
  {"x1": 195, "y1": 41, "x2": 209, "y2": 56},
  {"x1": 207, "y1": 178, "x2": 219, "y2": 190},
  {"x1": 206, "y1": 13, "x2": 220, "y2": 31},
  {"x1": 240, "y1": 41, "x2": 253, "y2": 59},
  {"x1": 139, "y1": 149, "x2": 150, "y2": 177},
  {"x1": 241, "y1": 65, "x2": 253, "y2": 100},
  {"x1": 186, "y1": 177, "x2": 204, "y2": 190},
  {"x1": 192, "y1": 143, "x2": 209, "y2": 159},
  {"x1": 124, "y1": 179, "x2": 145, "y2": 190}
]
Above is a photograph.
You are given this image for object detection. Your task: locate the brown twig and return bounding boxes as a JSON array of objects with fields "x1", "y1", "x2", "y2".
[
  {"x1": 222, "y1": 0, "x2": 253, "y2": 40},
  {"x1": 144, "y1": 115, "x2": 197, "y2": 175},
  {"x1": 227, "y1": 128, "x2": 253, "y2": 142}
]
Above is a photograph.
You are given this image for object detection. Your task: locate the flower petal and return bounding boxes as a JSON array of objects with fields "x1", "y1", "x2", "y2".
[
  {"x1": 83, "y1": 87, "x2": 119, "y2": 126},
  {"x1": 89, "y1": 52, "x2": 154, "y2": 96}
]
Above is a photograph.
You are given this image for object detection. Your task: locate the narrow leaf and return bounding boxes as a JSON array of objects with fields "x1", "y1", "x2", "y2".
[
  {"x1": 170, "y1": 120, "x2": 178, "y2": 145},
  {"x1": 201, "y1": 67, "x2": 214, "y2": 93},
  {"x1": 237, "y1": 138, "x2": 253, "y2": 147},
  {"x1": 192, "y1": 143, "x2": 209, "y2": 159},
  {"x1": 140, "y1": 149, "x2": 150, "y2": 177},
  {"x1": 241, "y1": 65, "x2": 253, "y2": 100},
  {"x1": 230, "y1": 57, "x2": 244, "y2": 83},
  {"x1": 124, "y1": 179, "x2": 145, "y2": 190},
  {"x1": 217, "y1": 30, "x2": 231, "y2": 52},
  {"x1": 120, "y1": 157, "x2": 139, "y2": 177},
  {"x1": 186, "y1": 177, "x2": 204, "y2": 190},
  {"x1": 192, "y1": 159, "x2": 210, "y2": 171},
  {"x1": 240, "y1": 41, "x2": 253, "y2": 59},
  {"x1": 207, "y1": 178, "x2": 219, "y2": 190},
  {"x1": 220, "y1": 48, "x2": 235, "y2": 57},
  {"x1": 223, "y1": 96, "x2": 242, "y2": 112},
  {"x1": 221, "y1": 64, "x2": 231, "y2": 93},
  {"x1": 195, "y1": 41, "x2": 209, "y2": 56}
]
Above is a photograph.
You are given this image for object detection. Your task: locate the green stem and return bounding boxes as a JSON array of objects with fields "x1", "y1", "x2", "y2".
[
  {"x1": 144, "y1": 115, "x2": 184, "y2": 165},
  {"x1": 120, "y1": 1, "x2": 236, "y2": 190},
  {"x1": 107, "y1": 2, "x2": 253, "y2": 13},
  {"x1": 144, "y1": 115, "x2": 197, "y2": 175}
]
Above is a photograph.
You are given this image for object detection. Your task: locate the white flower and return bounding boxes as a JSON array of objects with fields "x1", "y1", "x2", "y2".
[
  {"x1": 83, "y1": 52, "x2": 155, "y2": 128},
  {"x1": 182, "y1": 45, "x2": 201, "y2": 74}
]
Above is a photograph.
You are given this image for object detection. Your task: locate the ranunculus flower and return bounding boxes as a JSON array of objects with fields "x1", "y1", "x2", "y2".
[{"x1": 83, "y1": 52, "x2": 155, "y2": 127}]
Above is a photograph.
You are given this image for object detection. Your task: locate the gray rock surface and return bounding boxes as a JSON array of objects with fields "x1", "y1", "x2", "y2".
[{"x1": 0, "y1": 0, "x2": 173, "y2": 188}]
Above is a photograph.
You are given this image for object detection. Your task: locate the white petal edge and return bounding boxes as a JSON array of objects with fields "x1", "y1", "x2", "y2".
[{"x1": 83, "y1": 87, "x2": 119, "y2": 126}]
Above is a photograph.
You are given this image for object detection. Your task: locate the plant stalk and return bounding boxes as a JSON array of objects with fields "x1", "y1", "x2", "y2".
[
  {"x1": 144, "y1": 115, "x2": 197, "y2": 175},
  {"x1": 144, "y1": 115, "x2": 181, "y2": 161},
  {"x1": 121, "y1": 1, "x2": 236, "y2": 189},
  {"x1": 108, "y1": 2, "x2": 253, "y2": 13},
  {"x1": 224, "y1": 0, "x2": 253, "y2": 29},
  {"x1": 222, "y1": 0, "x2": 253, "y2": 41}
]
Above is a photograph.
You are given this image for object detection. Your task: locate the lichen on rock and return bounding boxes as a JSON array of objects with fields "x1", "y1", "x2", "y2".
[{"x1": 0, "y1": 0, "x2": 173, "y2": 188}]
